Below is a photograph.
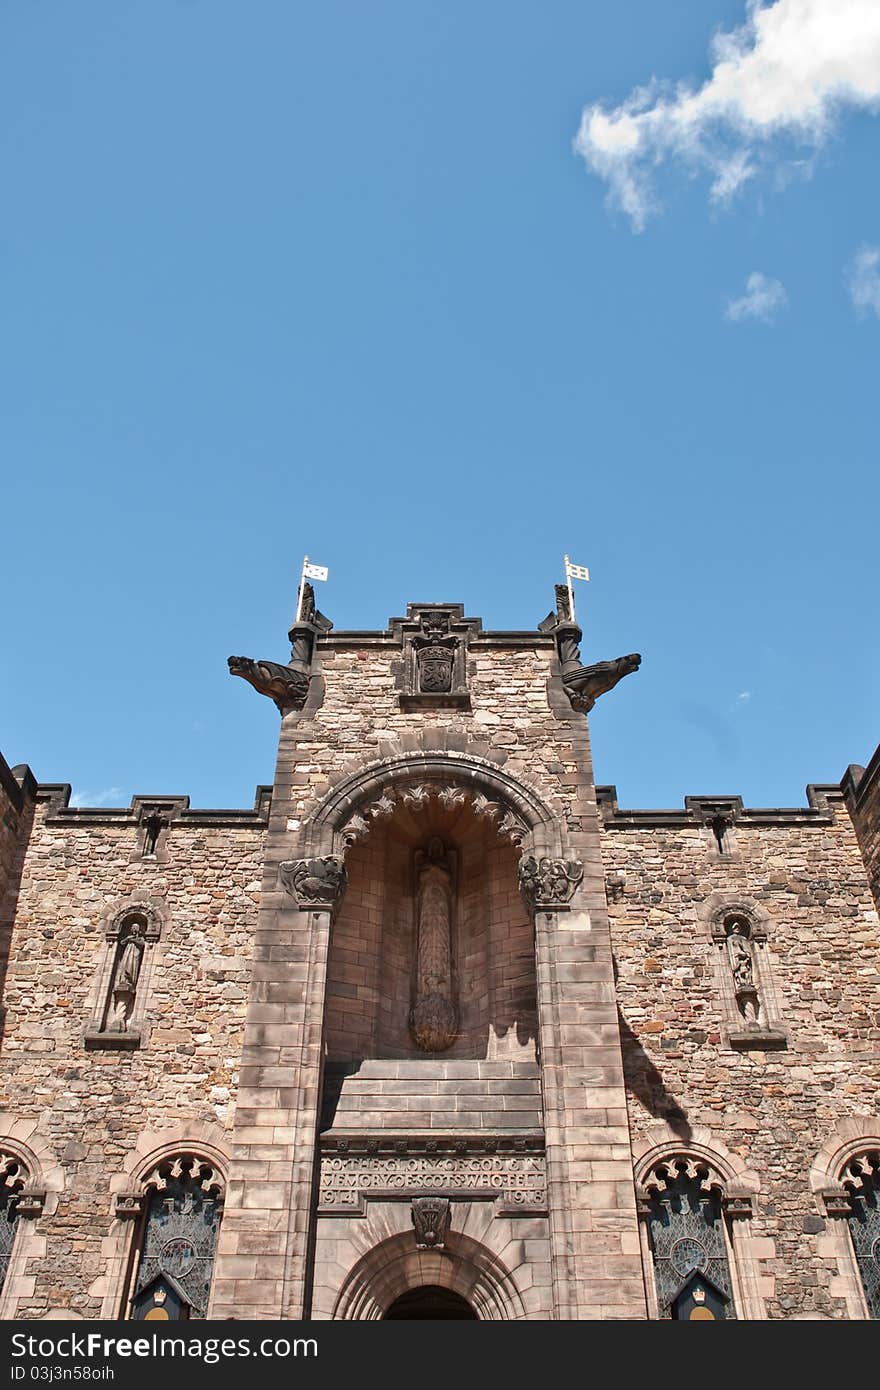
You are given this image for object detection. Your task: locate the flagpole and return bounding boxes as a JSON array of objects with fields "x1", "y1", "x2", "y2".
[
  {"x1": 564, "y1": 554, "x2": 576, "y2": 624},
  {"x1": 295, "y1": 555, "x2": 308, "y2": 625}
]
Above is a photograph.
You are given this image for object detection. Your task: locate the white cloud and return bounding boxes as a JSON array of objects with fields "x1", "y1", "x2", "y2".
[
  {"x1": 574, "y1": 0, "x2": 880, "y2": 229},
  {"x1": 737, "y1": 691, "x2": 752, "y2": 702},
  {"x1": 70, "y1": 786, "x2": 123, "y2": 808},
  {"x1": 846, "y1": 244, "x2": 880, "y2": 317},
  {"x1": 725, "y1": 271, "x2": 787, "y2": 321}
]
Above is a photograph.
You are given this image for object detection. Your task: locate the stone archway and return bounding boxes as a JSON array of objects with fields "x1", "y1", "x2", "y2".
[
  {"x1": 384, "y1": 1286, "x2": 478, "y2": 1319},
  {"x1": 332, "y1": 1230, "x2": 527, "y2": 1321}
]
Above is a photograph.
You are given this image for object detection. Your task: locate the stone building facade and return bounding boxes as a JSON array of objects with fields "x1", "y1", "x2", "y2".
[{"x1": 0, "y1": 588, "x2": 878, "y2": 1321}]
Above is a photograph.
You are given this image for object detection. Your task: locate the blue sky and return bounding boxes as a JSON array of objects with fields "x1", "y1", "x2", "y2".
[{"x1": 2, "y1": 1, "x2": 878, "y2": 811}]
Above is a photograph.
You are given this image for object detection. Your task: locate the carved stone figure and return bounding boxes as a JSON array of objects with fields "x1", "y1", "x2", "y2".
[
  {"x1": 141, "y1": 809, "x2": 166, "y2": 857},
  {"x1": 279, "y1": 857, "x2": 347, "y2": 910},
  {"x1": 518, "y1": 855, "x2": 584, "y2": 911},
  {"x1": 411, "y1": 1196, "x2": 451, "y2": 1249},
  {"x1": 409, "y1": 838, "x2": 458, "y2": 1052},
  {"x1": 110, "y1": 921, "x2": 146, "y2": 1032},
  {"x1": 727, "y1": 919, "x2": 759, "y2": 1023},
  {"x1": 539, "y1": 584, "x2": 641, "y2": 713},
  {"x1": 227, "y1": 657, "x2": 310, "y2": 715}
]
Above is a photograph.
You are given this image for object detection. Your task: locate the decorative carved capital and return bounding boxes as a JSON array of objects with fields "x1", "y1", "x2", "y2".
[
  {"x1": 228, "y1": 656, "x2": 310, "y2": 715},
  {"x1": 518, "y1": 855, "x2": 584, "y2": 912},
  {"x1": 411, "y1": 1196, "x2": 451, "y2": 1249},
  {"x1": 279, "y1": 856, "x2": 348, "y2": 910}
]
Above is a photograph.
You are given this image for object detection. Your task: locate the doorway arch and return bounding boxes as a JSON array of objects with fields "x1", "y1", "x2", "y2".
[
  {"x1": 332, "y1": 1229, "x2": 527, "y2": 1320},
  {"x1": 383, "y1": 1286, "x2": 478, "y2": 1320}
]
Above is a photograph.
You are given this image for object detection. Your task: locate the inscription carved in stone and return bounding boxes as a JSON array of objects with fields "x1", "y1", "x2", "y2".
[{"x1": 318, "y1": 1154, "x2": 547, "y2": 1208}]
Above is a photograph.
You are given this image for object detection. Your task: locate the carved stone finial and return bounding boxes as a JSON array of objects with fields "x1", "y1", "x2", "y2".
[
  {"x1": 279, "y1": 857, "x2": 348, "y2": 911},
  {"x1": 411, "y1": 1196, "x2": 451, "y2": 1249},
  {"x1": 228, "y1": 657, "x2": 310, "y2": 715},
  {"x1": 518, "y1": 855, "x2": 584, "y2": 912}
]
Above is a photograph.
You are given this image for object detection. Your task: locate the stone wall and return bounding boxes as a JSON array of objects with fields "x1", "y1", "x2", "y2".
[
  {"x1": 0, "y1": 784, "x2": 269, "y2": 1318},
  {"x1": 599, "y1": 783, "x2": 880, "y2": 1319},
  {"x1": 842, "y1": 742, "x2": 880, "y2": 915},
  {"x1": 0, "y1": 756, "x2": 36, "y2": 997}
]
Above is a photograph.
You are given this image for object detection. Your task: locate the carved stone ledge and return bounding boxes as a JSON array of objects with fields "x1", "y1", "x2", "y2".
[
  {"x1": 279, "y1": 857, "x2": 347, "y2": 911},
  {"x1": 15, "y1": 1188, "x2": 46, "y2": 1219},
  {"x1": 114, "y1": 1191, "x2": 146, "y2": 1220},
  {"x1": 728, "y1": 1028, "x2": 787, "y2": 1050},
  {"x1": 819, "y1": 1187, "x2": 852, "y2": 1219},
  {"x1": 84, "y1": 1028, "x2": 142, "y2": 1052},
  {"x1": 518, "y1": 855, "x2": 584, "y2": 912},
  {"x1": 721, "y1": 1193, "x2": 755, "y2": 1219}
]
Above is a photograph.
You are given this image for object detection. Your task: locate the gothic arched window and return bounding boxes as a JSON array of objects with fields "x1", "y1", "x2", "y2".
[
  {"x1": 640, "y1": 1157, "x2": 738, "y2": 1320},
  {"x1": 840, "y1": 1150, "x2": 880, "y2": 1320},
  {"x1": 124, "y1": 1155, "x2": 224, "y2": 1320},
  {"x1": 0, "y1": 1153, "x2": 29, "y2": 1298}
]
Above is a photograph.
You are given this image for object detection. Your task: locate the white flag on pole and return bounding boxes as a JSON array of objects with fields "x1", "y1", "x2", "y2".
[
  {"x1": 565, "y1": 559, "x2": 590, "y2": 582},
  {"x1": 303, "y1": 562, "x2": 329, "y2": 582}
]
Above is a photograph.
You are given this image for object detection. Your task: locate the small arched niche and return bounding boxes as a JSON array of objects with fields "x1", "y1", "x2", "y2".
[{"x1": 324, "y1": 784, "x2": 538, "y2": 1066}]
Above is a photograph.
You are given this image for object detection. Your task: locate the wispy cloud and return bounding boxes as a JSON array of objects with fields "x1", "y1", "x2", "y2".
[
  {"x1": 70, "y1": 787, "x2": 124, "y2": 809},
  {"x1": 725, "y1": 271, "x2": 787, "y2": 322},
  {"x1": 737, "y1": 691, "x2": 752, "y2": 702},
  {"x1": 574, "y1": 0, "x2": 880, "y2": 229},
  {"x1": 846, "y1": 244, "x2": 880, "y2": 317}
]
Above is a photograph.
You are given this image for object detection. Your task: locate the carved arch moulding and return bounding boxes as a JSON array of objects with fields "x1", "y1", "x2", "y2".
[{"x1": 295, "y1": 747, "x2": 568, "y2": 855}]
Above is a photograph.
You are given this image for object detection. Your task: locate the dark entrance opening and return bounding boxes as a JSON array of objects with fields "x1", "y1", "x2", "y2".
[{"x1": 383, "y1": 1286, "x2": 478, "y2": 1320}]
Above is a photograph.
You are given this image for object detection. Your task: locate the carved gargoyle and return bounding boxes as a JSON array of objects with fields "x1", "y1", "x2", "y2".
[
  {"x1": 227, "y1": 657, "x2": 310, "y2": 715},
  {"x1": 540, "y1": 584, "x2": 641, "y2": 714}
]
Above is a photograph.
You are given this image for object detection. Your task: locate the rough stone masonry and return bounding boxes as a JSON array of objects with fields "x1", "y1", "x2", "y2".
[{"x1": 0, "y1": 590, "x2": 877, "y2": 1320}]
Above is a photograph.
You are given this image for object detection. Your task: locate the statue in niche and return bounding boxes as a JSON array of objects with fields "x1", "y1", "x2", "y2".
[
  {"x1": 109, "y1": 919, "x2": 146, "y2": 1032},
  {"x1": 726, "y1": 918, "x2": 759, "y2": 1024},
  {"x1": 409, "y1": 838, "x2": 458, "y2": 1052},
  {"x1": 141, "y1": 809, "x2": 166, "y2": 858}
]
